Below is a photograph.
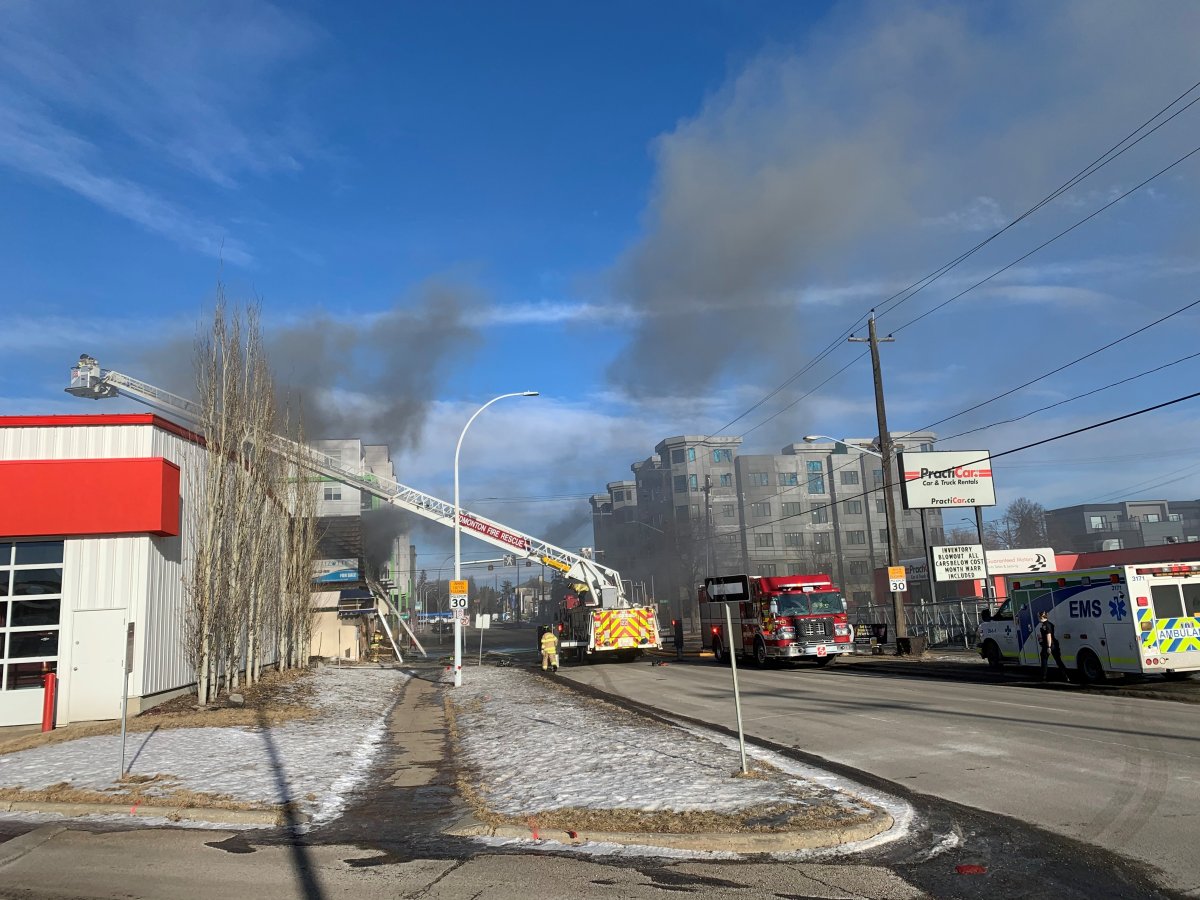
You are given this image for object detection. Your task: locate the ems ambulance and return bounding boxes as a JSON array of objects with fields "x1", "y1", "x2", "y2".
[{"x1": 977, "y1": 563, "x2": 1200, "y2": 683}]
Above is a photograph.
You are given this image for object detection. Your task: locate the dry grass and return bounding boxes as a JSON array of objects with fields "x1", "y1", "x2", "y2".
[
  {"x1": 0, "y1": 777, "x2": 278, "y2": 813},
  {"x1": 0, "y1": 667, "x2": 318, "y2": 758}
]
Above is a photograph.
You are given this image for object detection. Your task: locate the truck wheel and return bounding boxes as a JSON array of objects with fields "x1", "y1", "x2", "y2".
[
  {"x1": 983, "y1": 640, "x2": 1003, "y2": 670},
  {"x1": 712, "y1": 638, "x2": 729, "y2": 665},
  {"x1": 753, "y1": 639, "x2": 769, "y2": 667},
  {"x1": 1076, "y1": 650, "x2": 1105, "y2": 685}
]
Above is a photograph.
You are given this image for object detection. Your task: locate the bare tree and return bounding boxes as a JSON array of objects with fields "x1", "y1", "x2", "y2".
[{"x1": 987, "y1": 498, "x2": 1049, "y2": 549}]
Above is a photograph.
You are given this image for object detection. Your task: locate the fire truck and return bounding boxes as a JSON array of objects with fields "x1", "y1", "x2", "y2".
[
  {"x1": 978, "y1": 562, "x2": 1200, "y2": 683},
  {"x1": 699, "y1": 573, "x2": 853, "y2": 666},
  {"x1": 554, "y1": 581, "x2": 661, "y2": 664}
]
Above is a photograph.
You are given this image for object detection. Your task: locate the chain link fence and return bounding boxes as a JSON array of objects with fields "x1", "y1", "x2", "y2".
[{"x1": 852, "y1": 597, "x2": 992, "y2": 650}]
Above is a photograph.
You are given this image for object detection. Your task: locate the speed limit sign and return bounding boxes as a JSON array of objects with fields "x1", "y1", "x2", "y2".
[{"x1": 887, "y1": 565, "x2": 908, "y2": 593}]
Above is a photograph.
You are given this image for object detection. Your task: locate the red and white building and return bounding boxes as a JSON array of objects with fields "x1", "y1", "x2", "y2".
[{"x1": 0, "y1": 414, "x2": 206, "y2": 727}]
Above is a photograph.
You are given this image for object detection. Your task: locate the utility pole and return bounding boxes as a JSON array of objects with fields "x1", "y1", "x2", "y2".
[{"x1": 849, "y1": 311, "x2": 907, "y2": 642}]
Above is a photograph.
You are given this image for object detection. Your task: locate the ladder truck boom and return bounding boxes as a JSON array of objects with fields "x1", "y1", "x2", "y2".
[{"x1": 65, "y1": 355, "x2": 625, "y2": 606}]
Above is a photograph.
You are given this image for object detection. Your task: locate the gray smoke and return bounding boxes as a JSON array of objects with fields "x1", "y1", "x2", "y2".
[
  {"x1": 605, "y1": 1, "x2": 1200, "y2": 399},
  {"x1": 272, "y1": 279, "x2": 482, "y2": 451}
]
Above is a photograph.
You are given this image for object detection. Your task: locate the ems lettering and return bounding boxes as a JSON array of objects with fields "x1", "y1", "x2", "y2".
[{"x1": 1068, "y1": 598, "x2": 1102, "y2": 618}]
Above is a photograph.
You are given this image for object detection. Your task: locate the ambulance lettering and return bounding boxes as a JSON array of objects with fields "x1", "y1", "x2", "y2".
[{"x1": 1068, "y1": 598, "x2": 1102, "y2": 618}]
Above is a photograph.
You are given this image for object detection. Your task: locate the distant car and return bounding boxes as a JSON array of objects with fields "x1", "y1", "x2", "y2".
[{"x1": 430, "y1": 620, "x2": 454, "y2": 634}]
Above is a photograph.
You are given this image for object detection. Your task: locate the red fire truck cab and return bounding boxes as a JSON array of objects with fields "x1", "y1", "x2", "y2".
[{"x1": 699, "y1": 573, "x2": 853, "y2": 666}]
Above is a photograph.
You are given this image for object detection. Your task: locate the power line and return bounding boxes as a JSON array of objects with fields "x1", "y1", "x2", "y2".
[
  {"x1": 712, "y1": 78, "x2": 1200, "y2": 441},
  {"x1": 889, "y1": 140, "x2": 1200, "y2": 335},
  {"x1": 708, "y1": 388, "x2": 1200, "y2": 543},
  {"x1": 934, "y1": 347, "x2": 1200, "y2": 444}
]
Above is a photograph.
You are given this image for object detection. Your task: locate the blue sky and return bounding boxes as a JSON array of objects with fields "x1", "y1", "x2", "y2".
[{"x1": 3, "y1": 1, "x2": 1200, "y2": 560}]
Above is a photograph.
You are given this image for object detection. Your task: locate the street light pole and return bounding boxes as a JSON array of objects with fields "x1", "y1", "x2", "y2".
[{"x1": 453, "y1": 391, "x2": 538, "y2": 687}]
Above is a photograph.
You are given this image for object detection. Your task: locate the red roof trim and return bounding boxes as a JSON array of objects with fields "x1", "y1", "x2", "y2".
[{"x1": 0, "y1": 414, "x2": 204, "y2": 446}]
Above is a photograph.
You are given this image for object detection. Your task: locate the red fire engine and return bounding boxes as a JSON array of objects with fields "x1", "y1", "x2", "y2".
[{"x1": 699, "y1": 573, "x2": 853, "y2": 666}]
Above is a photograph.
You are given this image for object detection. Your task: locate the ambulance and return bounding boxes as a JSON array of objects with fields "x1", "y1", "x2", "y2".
[{"x1": 977, "y1": 562, "x2": 1200, "y2": 683}]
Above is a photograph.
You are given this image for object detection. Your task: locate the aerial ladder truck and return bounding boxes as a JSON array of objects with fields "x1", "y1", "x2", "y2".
[{"x1": 64, "y1": 355, "x2": 658, "y2": 661}]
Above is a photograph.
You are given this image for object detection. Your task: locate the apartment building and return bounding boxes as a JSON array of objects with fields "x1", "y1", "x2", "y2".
[
  {"x1": 1045, "y1": 500, "x2": 1192, "y2": 553},
  {"x1": 590, "y1": 432, "x2": 945, "y2": 612}
]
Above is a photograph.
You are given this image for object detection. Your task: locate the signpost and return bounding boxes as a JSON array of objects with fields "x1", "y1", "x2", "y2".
[
  {"x1": 705, "y1": 576, "x2": 750, "y2": 775},
  {"x1": 475, "y1": 613, "x2": 490, "y2": 665},
  {"x1": 119, "y1": 622, "x2": 134, "y2": 780},
  {"x1": 449, "y1": 580, "x2": 468, "y2": 672}
]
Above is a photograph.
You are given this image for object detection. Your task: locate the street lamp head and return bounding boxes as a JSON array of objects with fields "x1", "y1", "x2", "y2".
[
  {"x1": 521, "y1": 391, "x2": 539, "y2": 397},
  {"x1": 802, "y1": 435, "x2": 822, "y2": 443}
]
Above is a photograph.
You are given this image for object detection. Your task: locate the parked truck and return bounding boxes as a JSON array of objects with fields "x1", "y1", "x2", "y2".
[
  {"x1": 977, "y1": 562, "x2": 1200, "y2": 683},
  {"x1": 699, "y1": 573, "x2": 853, "y2": 666}
]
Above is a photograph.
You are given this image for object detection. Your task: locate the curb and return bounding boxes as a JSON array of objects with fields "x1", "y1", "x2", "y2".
[
  {"x1": 443, "y1": 810, "x2": 894, "y2": 853},
  {"x1": 0, "y1": 799, "x2": 294, "y2": 826}
]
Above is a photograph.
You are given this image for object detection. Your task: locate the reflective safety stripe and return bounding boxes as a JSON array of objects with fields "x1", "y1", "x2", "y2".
[{"x1": 593, "y1": 608, "x2": 655, "y2": 648}]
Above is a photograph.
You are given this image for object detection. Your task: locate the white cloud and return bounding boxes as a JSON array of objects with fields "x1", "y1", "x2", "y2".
[
  {"x1": 923, "y1": 196, "x2": 1008, "y2": 232},
  {"x1": 0, "y1": 1, "x2": 320, "y2": 261}
]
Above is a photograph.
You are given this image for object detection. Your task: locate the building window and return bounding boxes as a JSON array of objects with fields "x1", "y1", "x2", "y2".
[
  {"x1": 782, "y1": 502, "x2": 803, "y2": 517},
  {"x1": 846, "y1": 530, "x2": 866, "y2": 545},
  {"x1": 840, "y1": 470, "x2": 860, "y2": 486},
  {"x1": 612, "y1": 490, "x2": 625, "y2": 502},
  {"x1": 722, "y1": 503, "x2": 735, "y2": 518},
  {"x1": 1088, "y1": 515, "x2": 1107, "y2": 530},
  {"x1": 920, "y1": 443, "x2": 934, "y2": 453},
  {"x1": 806, "y1": 461, "x2": 825, "y2": 494},
  {"x1": 906, "y1": 528, "x2": 915, "y2": 544},
  {"x1": 1144, "y1": 513, "x2": 1161, "y2": 523},
  {"x1": 749, "y1": 472, "x2": 769, "y2": 487},
  {"x1": 675, "y1": 505, "x2": 689, "y2": 519},
  {"x1": 813, "y1": 533, "x2": 831, "y2": 553},
  {"x1": 879, "y1": 529, "x2": 889, "y2": 543},
  {"x1": 787, "y1": 563, "x2": 807, "y2": 575},
  {"x1": 873, "y1": 469, "x2": 884, "y2": 485},
  {"x1": 719, "y1": 473, "x2": 733, "y2": 487},
  {"x1": 757, "y1": 564, "x2": 778, "y2": 577},
  {"x1": 844, "y1": 500, "x2": 863, "y2": 515},
  {"x1": 0, "y1": 541, "x2": 64, "y2": 691},
  {"x1": 712, "y1": 449, "x2": 733, "y2": 463},
  {"x1": 687, "y1": 447, "x2": 697, "y2": 462},
  {"x1": 876, "y1": 500, "x2": 886, "y2": 514},
  {"x1": 779, "y1": 472, "x2": 799, "y2": 486},
  {"x1": 853, "y1": 590, "x2": 873, "y2": 606},
  {"x1": 751, "y1": 502, "x2": 771, "y2": 517},
  {"x1": 848, "y1": 560, "x2": 869, "y2": 577},
  {"x1": 784, "y1": 532, "x2": 803, "y2": 548},
  {"x1": 690, "y1": 504, "x2": 701, "y2": 517},
  {"x1": 674, "y1": 475, "x2": 687, "y2": 493},
  {"x1": 323, "y1": 484, "x2": 341, "y2": 501},
  {"x1": 755, "y1": 533, "x2": 774, "y2": 548},
  {"x1": 721, "y1": 532, "x2": 739, "y2": 543},
  {"x1": 688, "y1": 474, "x2": 698, "y2": 491},
  {"x1": 671, "y1": 449, "x2": 685, "y2": 464},
  {"x1": 811, "y1": 506, "x2": 828, "y2": 525}
]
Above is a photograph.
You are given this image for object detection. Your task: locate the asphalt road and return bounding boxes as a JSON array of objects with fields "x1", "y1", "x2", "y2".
[{"x1": 553, "y1": 650, "x2": 1200, "y2": 897}]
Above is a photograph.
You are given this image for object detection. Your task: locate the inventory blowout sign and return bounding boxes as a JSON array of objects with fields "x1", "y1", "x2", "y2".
[{"x1": 898, "y1": 450, "x2": 996, "y2": 510}]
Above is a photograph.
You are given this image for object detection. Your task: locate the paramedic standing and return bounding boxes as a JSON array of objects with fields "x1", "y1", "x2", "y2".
[
  {"x1": 1037, "y1": 610, "x2": 1068, "y2": 682},
  {"x1": 540, "y1": 627, "x2": 560, "y2": 673}
]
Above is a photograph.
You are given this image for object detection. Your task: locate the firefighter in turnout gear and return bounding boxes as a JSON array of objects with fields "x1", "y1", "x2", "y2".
[{"x1": 540, "y1": 627, "x2": 560, "y2": 672}]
